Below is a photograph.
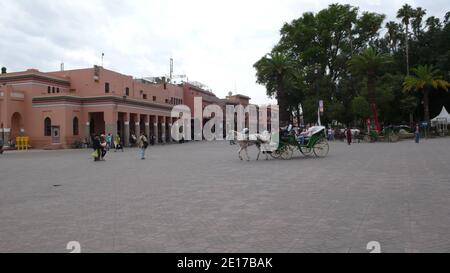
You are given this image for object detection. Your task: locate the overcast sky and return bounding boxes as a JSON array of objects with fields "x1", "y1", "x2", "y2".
[{"x1": 0, "y1": 0, "x2": 447, "y2": 104}]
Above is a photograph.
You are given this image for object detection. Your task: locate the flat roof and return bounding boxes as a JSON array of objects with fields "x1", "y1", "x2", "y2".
[{"x1": 0, "y1": 69, "x2": 70, "y2": 85}]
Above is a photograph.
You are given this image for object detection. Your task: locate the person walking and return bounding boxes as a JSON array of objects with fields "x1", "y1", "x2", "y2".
[
  {"x1": 92, "y1": 135, "x2": 101, "y2": 161},
  {"x1": 130, "y1": 133, "x2": 137, "y2": 147},
  {"x1": 0, "y1": 138, "x2": 4, "y2": 154},
  {"x1": 100, "y1": 134, "x2": 108, "y2": 160},
  {"x1": 346, "y1": 128, "x2": 352, "y2": 146},
  {"x1": 415, "y1": 124, "x2": 420, "y2": 144},
  {"x1": 106, "y1": 133, "x2": 112, "y2": 151},
  {"x1": 150, "y1": 135, "x2": 156, "y2": 146},
  {"x1": 114, "y1": 134, "x2": 124, "y2": 152},
  {"x1": 138, "y1": 132, "x2": 148, "y2": 160}
]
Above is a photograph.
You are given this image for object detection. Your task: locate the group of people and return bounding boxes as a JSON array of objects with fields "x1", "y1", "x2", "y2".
[
  {"x1": 91, "y1": 133, "x2": 124, "y2": 161},
  {"x1": 295, "y1": 126, "x2": 310, "y2": 145},
  {"x1": 91, "y1": 132, "x2": 149, "y2": 161}
]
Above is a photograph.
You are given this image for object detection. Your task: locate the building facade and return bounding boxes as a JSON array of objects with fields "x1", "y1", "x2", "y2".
[{"x1": 0, "y1": 66, "x2": 251, "y2": 149}]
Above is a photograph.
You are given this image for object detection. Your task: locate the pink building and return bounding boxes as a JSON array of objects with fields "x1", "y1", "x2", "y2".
[{"x1": 0, "y1": 66, "x2": 251, "y2": 149}]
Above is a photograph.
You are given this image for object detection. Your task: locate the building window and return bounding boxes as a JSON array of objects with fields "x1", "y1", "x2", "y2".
[
  {"x1": 143, "y1": 94, "x2": 147, "y2": 100},
  {"x1": 57, "y1": 88, "x2": 60, "y2": 93},
  {"x1": 165, "y1": 99, "x2": 168, "y2": 103},
  {"x1": 52, "y1": 87, "x2": 55, "y2": 93},
  {"x1": 153, "y1": 96, "x2": 156, "y2": 101},
  {"x1": 48, "y1": 86, "x2": 51, "y2": 93},
  {"x1": 73, "y1": 117, "x2": 79, "y2": 136},
  {"x1": 105, "y1": 82, "x2": 110, "y2": 93},
  {"x1": 125, "y1": 87, "x2": 129, "y2": 96},
  {"x1": 44, "y1": 117, "x2": 51, "y2": 136}
]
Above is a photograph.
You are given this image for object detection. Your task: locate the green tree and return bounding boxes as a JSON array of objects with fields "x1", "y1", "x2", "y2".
[
  {"x1": 400, "y1": 95, "x2": 418, "y2": 126},
  {"x1": 349, "y1": 47, "x2": 392, "y2": 132},
  {"x1": 385, "y1": 21, "x2": 402, "y2": 53},
  {"x1": 254, "y1": 4, "x2": 450, "y2": 127},
  {"x1": 412, "y1": 7, "x2": 427, "y2": 38},
  {"x1": 254, "y1": 52, "x2": 294, "y2": 125},
  {"x1": 403, "y1": 65, "x2": 450, "y2": 123},
  {"x1": 351, "y1": 96, "x2": 370, "y2": 122},
  {"x1": 397, "y1": 4, "x2": 415, "y2": 75},
  {"x1": 285, "y1": 71, "x2": 307, "y2": 126},
  {"x1": 355, "y1": 12, "x2": 386, "y2": 47},
  {"x1": 375, "y1": 74, "x2": 398, "y2": 123}
]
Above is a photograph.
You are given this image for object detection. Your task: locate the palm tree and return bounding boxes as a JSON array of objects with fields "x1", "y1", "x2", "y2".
[
  {"x1": 412, "y1": 7, "x2": 426, "y2": 38},
  {"x1": 254, "y1": 52, "x2": 294, "y2": 126},
  {"x1": 400, "y1": 95, "x2": 418, "y2": 127},
  {"x1": 403, "y1": 65, "x2": 450, "y2": 124},
  {"x1": 349, "y1": 47, "x2": 392, "y2": 133},
  {"x1": 397, "y1": 4, "x2": 415, "y2": 76},
  {"x1": 385, "y1": 21, "x2": 401, "y2": 53},
  {"x1": 286, "y1": 70, "x2": 307, "y2": 127}
]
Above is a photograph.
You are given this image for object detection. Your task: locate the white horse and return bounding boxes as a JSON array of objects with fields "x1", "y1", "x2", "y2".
[{"x1": 230, "y1": 130, "x2": 271, "y2": 161}]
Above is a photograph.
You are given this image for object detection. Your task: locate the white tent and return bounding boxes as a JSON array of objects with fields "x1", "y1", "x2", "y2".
[
  {"x1": 431, "y1": 107, "x2": 450, "y2": 136},
  {"x1": 431, "y1": 106, "x2": 450, "y2": 124}
]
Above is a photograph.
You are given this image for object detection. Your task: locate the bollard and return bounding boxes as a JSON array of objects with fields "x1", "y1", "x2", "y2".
[
  {"x1": 14, "y1": 136, "x2": 30, "y2": 151},
  {"x1": 16, "y1": 136, "x2": 21, "y2": 150},
  {"x1": 24, "y1": 136, "x2": 29, "y2": 151}
]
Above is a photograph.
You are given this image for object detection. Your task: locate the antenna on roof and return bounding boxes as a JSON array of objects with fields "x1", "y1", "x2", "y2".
[
  {"x1": 170, "y1": 58, "x2": 173, "y2": 80},
  {"x1": 101, "y1": 52, "x2": 105, "y2": 67},
  {"x1": 60, "y1": 61, "x2": 64, "y2": 71}
]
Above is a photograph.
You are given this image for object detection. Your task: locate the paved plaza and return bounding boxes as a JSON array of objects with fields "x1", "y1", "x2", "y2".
[{"x1": 0, "y1": 138, "x2": 449, "y2": 253}]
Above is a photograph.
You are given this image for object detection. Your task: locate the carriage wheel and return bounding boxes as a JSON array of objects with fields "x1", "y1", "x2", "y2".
[
  {"x1": 299, "y1": 146, "x2": 313, "y2": 156},
  {"x1": 313, "y1": 140, "x2": 329, "y2": 158},
  {"x1": 281, "y1": 146, "x2": 294, "y2": 160},
  {"x1": 270, "y1": 142, "x2": 287, "y2": 159},
  {"x1": 270, "y1": 150, "x2": 282, "y2": 159}
]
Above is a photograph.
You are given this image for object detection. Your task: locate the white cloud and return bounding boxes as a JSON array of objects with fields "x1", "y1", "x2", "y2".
[{"x1": 0, "y1": 0, "x2": 447, "y2": 104}]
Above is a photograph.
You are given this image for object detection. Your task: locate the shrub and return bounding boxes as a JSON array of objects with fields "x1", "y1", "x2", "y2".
[{"x1": 370, "y1": 130, "x2": 379, "y2": 142}]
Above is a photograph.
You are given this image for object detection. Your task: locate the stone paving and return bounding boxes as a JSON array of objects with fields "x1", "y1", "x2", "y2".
[{"x1": 0, "y1": 138, "x2": 449, "y2": 253}]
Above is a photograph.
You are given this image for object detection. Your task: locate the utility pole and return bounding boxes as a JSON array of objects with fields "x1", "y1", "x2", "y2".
[{"x1": 170, "y1": 58, "x2": 174, "y2": 81}]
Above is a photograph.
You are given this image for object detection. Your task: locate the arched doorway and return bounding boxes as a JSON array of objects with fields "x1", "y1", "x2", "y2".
[
  {"x1": 89, "y1": 112, "x2": 105, "y2": 136},
  {"x1": 11, "y1": 112, "x2": 23, "y2": 140}
]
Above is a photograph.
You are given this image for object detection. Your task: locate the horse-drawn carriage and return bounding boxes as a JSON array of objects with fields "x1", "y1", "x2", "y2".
[{"x1": 270, "y1": 126, "x2": 329, "y2": 160}]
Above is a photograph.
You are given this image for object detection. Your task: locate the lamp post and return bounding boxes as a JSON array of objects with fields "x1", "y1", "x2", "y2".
[{"x1": 0, "y1": 123, "x2": 4, "y2": 152}]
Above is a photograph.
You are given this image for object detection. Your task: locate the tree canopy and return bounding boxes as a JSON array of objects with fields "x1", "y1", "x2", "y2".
[{"x1": 254, "y1": 3, "x2": 450, "y2": 128}]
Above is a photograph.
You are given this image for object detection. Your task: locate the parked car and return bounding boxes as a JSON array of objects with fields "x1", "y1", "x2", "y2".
[
  {"x1": 339, "y1": 128, "x2": 361, "y2": 136},
  {"x1": 382, "y1": 125, "x2": 412, "y2": 135}
]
